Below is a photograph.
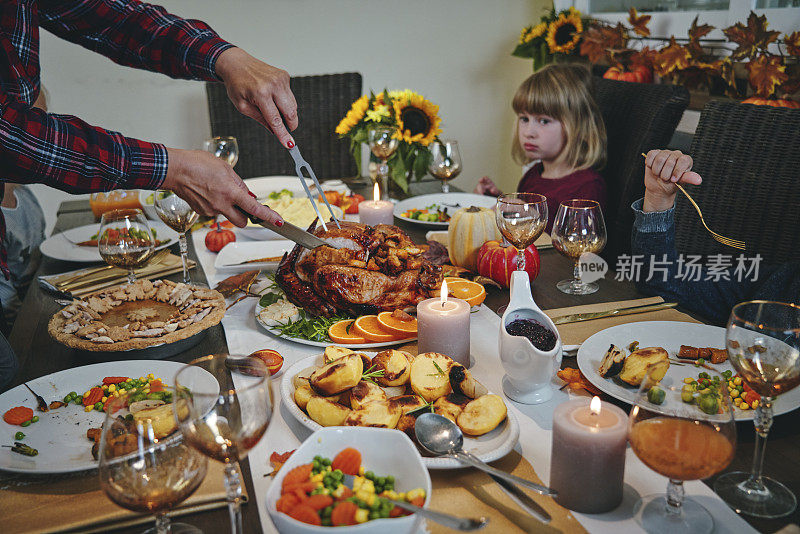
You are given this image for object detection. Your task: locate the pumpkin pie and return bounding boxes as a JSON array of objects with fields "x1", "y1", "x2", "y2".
[{"x1": 48, "y1": 279, "x2": 226, "y2": 351}]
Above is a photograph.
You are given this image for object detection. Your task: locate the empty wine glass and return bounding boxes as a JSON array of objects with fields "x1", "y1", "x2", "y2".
[
  {"x1": 99, "y1": 391, "x2": 208, "y2": 534},
  {"x1": 203, "y1": 136, "x2": 239, "y2": 167},
  {"x1": 174, "y1": 355, "x2": 273, "y2": 534},
  {"x1": 154, "y1": 190, "x2": 198, "y2": 284},
  {"x1": 629, "y1": 362, "x2": 736, "y2": 534},
  {"x1": 714, "y1": 300, "x2": 800, "y2": 518},
  {"x1": 98, "y1": 209, "x2": 155, "y2": 285},
  {"x1": 368, "y1": 126, "x2": 399, "y2": 200},
  {"x1": 551, "y1": 200, "x2": 607, "y2": 295},
  {"x1": 495, "y1": 193, "x2": 548, "y2": 272},
  {"x1": 428, "y1": 140, "x2": 462, "y2": 193}
]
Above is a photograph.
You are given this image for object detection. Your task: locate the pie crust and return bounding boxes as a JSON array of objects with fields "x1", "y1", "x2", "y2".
[{"x1": 48, "y1": 279, "x2": 226, "y2": 352}]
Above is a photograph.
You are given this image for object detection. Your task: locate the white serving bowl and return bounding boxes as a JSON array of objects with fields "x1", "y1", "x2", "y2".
[{"x1": 266, "y1": 427, "x2": 431, "y2": 534}]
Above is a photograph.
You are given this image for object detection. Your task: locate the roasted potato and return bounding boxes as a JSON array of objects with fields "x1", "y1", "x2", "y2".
[
  {"x1": 449, "y1": 364, "x2": 488, "y2": 399},
  {"x1": 410, "y1": 352, "x2": 454, "y2": 402},
  {"x1": 388, "y1": 394, "x2": 427, "y2": 415},
  {"x1": 132, "y1": 402, "x2": 185, "y2": 439},
  {"x1": 457, "y1": 394, "x2": 507, "y2": 436},
  {"x1": 344, "y1": 399, "x2": 402, "y2": 428},
  {"x1": 292, "y1": 365, "x2": 317, "y2": 390},
  {"x1": 349, "y1": 380, "x2": 387, "y2": 410},
  {"x1": 433, "y1": 392, "x2": 471, "y2": 423},
  {"x1": 371, "y1": 349, "x2": 413, "y2": 386},
  {"x1": 381, "y1": 385, "x2": 406, "y2": 398},
  {"x1": 396, "y1": 413, "x2": 419, "y2": 439},
  {"x1": 310, "y1": 354, "x2": 363, "y2": 395},
  {"x1": 598, "y1": 344, "x2": 626, "y2": 378},
  {"x1": 323, "y1": 346, "x2": 354, "y2": 364},
  {"x1": 618, "y1": 347, "x2": 669, "y2": 386},
  {"x1": 307, "y1": 396, "x2": 351, "y2": 427},
  {"x1": 294, "y1": 383, "x2": 341, "y2": 411}
]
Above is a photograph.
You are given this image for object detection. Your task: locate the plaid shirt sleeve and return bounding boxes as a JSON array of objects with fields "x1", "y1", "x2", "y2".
[{"x1": 37, "y1": 0, "x2": 234, "y2": 81}]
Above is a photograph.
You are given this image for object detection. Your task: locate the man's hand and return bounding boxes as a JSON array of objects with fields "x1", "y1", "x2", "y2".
[
  {"x1": 474, "y1": 176, "x2": 502, "y2": 196},
  {"x1": 215, "y1": 47, "x2": 298, "y2": 148},
  {"x1": 643, "y1": 150, "x2": 702, "y2": 213},
  {"x1": 162, "y1": 148, "x2": 283, "y2": 228}
]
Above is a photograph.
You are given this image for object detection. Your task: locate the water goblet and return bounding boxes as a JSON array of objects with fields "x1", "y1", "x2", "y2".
[
  {"x1": 428, "y1": 140, "x2": 462, "y2": 193},
  {"x1": 98, "y1": 209, "x2": 155, "y2": 285},
  {"x1": 368, "y1": 126, "x2": 399, "y2": 200},
  {"x1": 203, "y1": 136, "x2": 239, "y2": 167},
  {"x1": 551, "y1": 199, "x2": 606, "y2": 295},
  {"x1": 154, "y1": 190, "x2": 198, "y2": 284},
  {"x1": 495, "y1": 193, "x2": 547, "y2": 272}
]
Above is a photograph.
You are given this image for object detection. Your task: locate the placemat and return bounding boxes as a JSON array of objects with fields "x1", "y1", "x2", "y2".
[
  {"x1": 429, "y1": 450, "x2": 585, "y2": 534},
  {"x1": 1, "y1": 459, "x2": 246, "y2": 534},
  {"x1": 544, "y1": 296, "x2": 702, "y2": 346}
]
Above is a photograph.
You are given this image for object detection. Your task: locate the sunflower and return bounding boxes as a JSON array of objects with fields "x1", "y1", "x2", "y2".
[
  {"x1": 525, "y1": 23, "x2": 547, "y2": 43},
  {"x1": 546, "y1": 11, "x2": 583, "y2": 54},
  {"x1": 365, "y1": 104, "x2": 390, "y2": 123},
  {"x1": 335, "y1": 95, "x2": 369, "y2": 135},
  {"x1": 393, "y1": 92, "x2": 441, "y2": 146}
]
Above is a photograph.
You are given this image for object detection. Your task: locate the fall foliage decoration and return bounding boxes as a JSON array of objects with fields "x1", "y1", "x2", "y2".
[
  {"x1": 215, "y1": 270, "x2": 260, "y2": 309},
  {"x1": 557, "y1": 368, "x2": 603, "y2": 396}
]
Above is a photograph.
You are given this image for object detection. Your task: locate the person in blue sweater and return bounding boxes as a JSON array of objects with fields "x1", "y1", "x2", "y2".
[{"x1": 631, "y1": 150, "x2": 800, "y2": 325}]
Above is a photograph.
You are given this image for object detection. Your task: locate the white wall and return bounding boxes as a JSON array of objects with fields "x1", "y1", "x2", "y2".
[{"x1": 34, "y1": 0, "x2": 544, "y2": 234}]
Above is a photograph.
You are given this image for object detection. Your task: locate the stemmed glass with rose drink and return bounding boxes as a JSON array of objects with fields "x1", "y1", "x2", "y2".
[
  {"x1": 629, "y1": 362, "x2": 736, "y2": 534},
  {"x1": 495, "y1": 193, "x2": 548, "y2": 272},
  {"x1": 714, "y1": 300, "x2": 800, "y2": 518},
  {"x1": 154, "y1": 190, "x2": 198, "y2": 284},
  {"x1": 203, "y1": 136, "x2": 239, "y2": 167},
  {"x1": 428, "y1": 140, "x2": 462, "y2": 193},
  {"x1": 368, "y1": 126, "x2": 399, "y2": 200},
  {"x1": 98, "y1": 209, "x2": 155, "y2": 285},
  {"x1": 551, "y1": 199, "x2": 607, "y2": 295}
]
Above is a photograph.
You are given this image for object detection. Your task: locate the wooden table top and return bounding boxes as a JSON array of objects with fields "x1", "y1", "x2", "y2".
[{"x1": 8, "y1": 181, "x2": 799, "y2": 532}]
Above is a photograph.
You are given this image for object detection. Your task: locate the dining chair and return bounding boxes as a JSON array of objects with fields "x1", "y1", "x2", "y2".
[
  {"x1": 592, "y1": 78, "x2": 689, "y2": 263},
  {"x1": 205, "y1": 72, "x2": 362, "y2": 180},
  {"x1": 673, "y1": 100, "x2": 800, "y2": 264}
]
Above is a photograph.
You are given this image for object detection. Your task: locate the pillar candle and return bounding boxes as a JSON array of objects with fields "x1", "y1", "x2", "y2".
[
  {"x1": 416, "y1": 281, "x2": 470, "y2": 366},
  {"x1": 359, "y1": 183, "x2": 394, "y2": 226},
  {"x1": 549, "y1": 396, "x2": 627, "y2": 513}
]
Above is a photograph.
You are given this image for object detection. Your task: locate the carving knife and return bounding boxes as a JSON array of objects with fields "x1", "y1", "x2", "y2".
[{"x1": 235, "y1": 202, "x2": 342, "y2": 250}]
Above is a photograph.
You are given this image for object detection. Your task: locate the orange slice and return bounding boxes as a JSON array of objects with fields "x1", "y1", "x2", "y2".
[
  {"x1": 376, "y1": 311, "x2": 418, "y2": 335},
  {"x1": 353, "y1": 315, "x2": 404, "y2": 342},
  {"x1": 328, "y1": 319, "x2": 367, "y2": 344},
  {"x1": 444, "y1": 278, "x2": 486, "y2": 307}
]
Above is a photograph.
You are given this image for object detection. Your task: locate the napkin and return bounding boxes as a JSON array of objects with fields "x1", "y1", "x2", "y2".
[
  {"x1": 425, "y1": 230, "x2": 554, "y2": 250},
  {"x1": 1, "y1": 459, "x2": 247, "y2": 534},
  {"x1": 543, "y1": 296, "x2": 702, "y2": 346}
]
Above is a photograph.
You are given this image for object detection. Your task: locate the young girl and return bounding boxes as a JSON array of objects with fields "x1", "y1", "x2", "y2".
[{"x1": 475, "y1": 63, "x2": 607, "y2": 233}]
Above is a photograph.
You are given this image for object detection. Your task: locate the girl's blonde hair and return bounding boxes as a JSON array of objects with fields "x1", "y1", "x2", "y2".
[{"x1": 511, "y1": 63, "x2": 606, "y2": 171}]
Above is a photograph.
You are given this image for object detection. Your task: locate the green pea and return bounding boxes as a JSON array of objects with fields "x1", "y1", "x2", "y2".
[
  {"x1": 386, "y1": 475, "x2": 394, "y2": 484},
  {"x1": 14, "y1": 431, "x2": 25, "y2": 440},
  {"x1": 94, "y1": 402, "x2": 103, "y2": 410},
  {"x1": 322, "y1": 457, "x2": 331, "y2": 466},
  {"x1": 321, "y1": 519, "x2": 332, "y2": 526},
  {"x1": 368, "y1": 511, "x2": 379, "y2": 520},
  {"x1": 63, "y1": 394, "x2": 72, "y2": 403},
  {"x1": 30, "y1": 416, "x2": 39, "y2": 423},
  {"x1": 647, "y1": 386, "x2": 666, "y2": 405},
  {"x1": 365, "y1": 471, "x2": 374, "y2": 480},
  {"x1": 20, "y1": 420, "x2": 31, "y2": 427},
  {"x1": 68, "y1": 391, "x2": 78, "y2": 399}
]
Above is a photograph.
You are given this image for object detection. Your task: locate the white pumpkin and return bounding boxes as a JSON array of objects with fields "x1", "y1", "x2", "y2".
[{"x1": 447, "y1": 206, "x2": 502, "y2": 270}]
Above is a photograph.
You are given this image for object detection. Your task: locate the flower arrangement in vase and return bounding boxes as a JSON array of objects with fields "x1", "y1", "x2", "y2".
[{"x1": 512, "y1": 6, "x2": 588, "y2": 71}]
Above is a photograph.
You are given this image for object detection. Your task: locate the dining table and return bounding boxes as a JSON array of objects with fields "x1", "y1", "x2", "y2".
[{"x1": 4, "y1": 178, "x2": 800, "y2": 534}]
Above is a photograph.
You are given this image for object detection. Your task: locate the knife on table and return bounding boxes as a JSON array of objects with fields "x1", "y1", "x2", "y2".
[
  {"x1": 550, "y1": 302, "x2": 679, "y2": 325},
  {"x1": 490, "y1": 473, "x2": 551, "y2": 523}
]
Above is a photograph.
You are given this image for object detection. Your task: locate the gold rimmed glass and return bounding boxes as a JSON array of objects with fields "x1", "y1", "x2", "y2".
[
  {"x1": 428, "y1": 140, "x2": 462, "y2": 193},
  {"x1": 98, "y1": 209, "x2": 155, "y2": 285},
  {"x1": 551, "y1": 199, "x2": 606, "y2": 295},
  {"x1": 495, "y1": 193, "x2": 548, "y2": 272},
  {"x1": 368, "y1": 126, "x2": 399, "y2": 200},
  {"x1": 154, "y1": 190, "x2": 198, "y2": 284}
]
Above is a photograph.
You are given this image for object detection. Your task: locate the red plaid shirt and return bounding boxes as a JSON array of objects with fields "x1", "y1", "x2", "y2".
[{"x1": 0, "y1": 0, "x2": 234, "y2": 276}]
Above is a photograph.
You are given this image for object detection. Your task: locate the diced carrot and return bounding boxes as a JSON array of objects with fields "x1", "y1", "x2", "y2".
[
  {"x1": 283, "y1": 481, "x2": 317, "y2": 496},
  {"x1": 389, "y1": 505, "x2": 406, "y2": 518},
  {"x1": 148, "y1": 379, "x2": 165, "y2": 392},
  {"x1": 410, "y1": 496, "x2": 425, "y2": 507},
  {"x1": 3, "y1": 406, "x2": 33, "y2": 426},
  {"x1": 744, "y1": 390, "x2": 760, "y2": 405},
  {"x1": 301, "y1": 494, "x2": 333, "y2": 510},
  {"x1": 82, "y1": 387, "x2": 103, "y2": 407},
  {"x1": 331, "y1": 447, "x2": 362, "y2": 475},
  {"x1": 288, "y1": 504, "x2": 321, "y2": 526},
  {"x1": 102, "y1": 376, "x2": 129, "y2": 385},
  {"x1": 335, "y1": 486, "x2": 353, "y2": 501},
  {"x1": 331, "y1": 501, "x2": 358, "y2": 526},
  {"x1": 281, "y1": 463, "x2": 313, "y2": 493},
  {"x1": 276, "y1": 493, "x2": 301, "y2": 514}
]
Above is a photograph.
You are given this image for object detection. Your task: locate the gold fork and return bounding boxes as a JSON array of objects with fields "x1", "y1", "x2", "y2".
[
  {"x1": 641, "y1": 153, "x2": 745, "y2": 250},
  {"x1": 59, "y1": 249, "x2": 172, "y2": 291}
]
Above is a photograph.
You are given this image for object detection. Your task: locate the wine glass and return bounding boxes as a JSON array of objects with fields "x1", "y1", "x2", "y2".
[
  {"x1": 203, "y1": 136, "x2": 239, "y2": 167},
  {"x1": 174, "y1": 355, "x2": 273, "y2": 534},
  {"x1": 495, "y1": 193, "x2": 547, "y2": 272},
  {"x1": 154, "y1": 190, "x2": 198, "y2": 284},
  {"x1": 99, "y1": 391, "x2": 208, "y2": 534},
  {"x1": 368, "y1": 126, "x2": 399, "y2": 200},
  {"x1": 629, "y1": 362, "x2": 736, "y2": 534},
  {"x1": 428, "y1": 140, "x2": 462, "y2": 193},
  {"x1": 714, "y1": 300, "x2": 800, "y2": 518},
  {"x1": 98, "y1": 209, "x2": 155, "y2": 285},
  {"x1": 551, "y1": 199, "x2": 607, "y2": 295}
]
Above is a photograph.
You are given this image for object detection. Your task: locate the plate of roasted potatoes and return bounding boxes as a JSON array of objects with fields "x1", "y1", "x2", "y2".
[{"x1": 280, "y1": 346, "x2": 520, "y2": 469}]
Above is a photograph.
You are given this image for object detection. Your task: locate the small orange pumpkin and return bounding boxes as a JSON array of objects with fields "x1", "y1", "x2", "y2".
[
  {"x1": 603, "y1": 64, "x2": 653, "y2": 84},
  {"x1": 742, "y1": 97, "x2": 800, "y2": 109},
  {"x1": 205, "y1": 222, "x2": 236, "y2": 252}
]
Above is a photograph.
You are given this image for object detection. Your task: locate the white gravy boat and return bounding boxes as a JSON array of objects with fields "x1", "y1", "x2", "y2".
[{"x1": 499, "y1": 271, "x2": 562, "y2": 404}]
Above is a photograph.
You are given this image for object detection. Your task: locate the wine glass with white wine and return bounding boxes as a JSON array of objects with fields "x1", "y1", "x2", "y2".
[
  {"x1": 368, "y1": 126, "x2": 399, "y2": 200},
  {"x1": 154, "y1": 190, "x2": 198, "y2": 284},
  {"x1": 551, "y1": 199, "x2": 606, "y2": 295},
  {"x1": 98, "y1": 209, "x2": 155, "y2": 285},
  {"x1": 428, "y1": 140, "x2": 462, "y2": 193},
  {"x1": 495, "y1": 193, "x2": 548, "y2": 272},
  {"x1": 203, "y1": 136, "x2": 239, "y2": 167}
]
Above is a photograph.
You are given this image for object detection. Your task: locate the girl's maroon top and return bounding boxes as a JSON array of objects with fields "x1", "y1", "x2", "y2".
[{"x1": 517, "y1": 162, "x2": 607, "y2": 233}]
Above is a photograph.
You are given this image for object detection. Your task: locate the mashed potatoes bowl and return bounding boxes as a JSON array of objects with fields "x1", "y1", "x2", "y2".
[{"x1": 240, "y1": 197, "x2": 343, "y2": 240}]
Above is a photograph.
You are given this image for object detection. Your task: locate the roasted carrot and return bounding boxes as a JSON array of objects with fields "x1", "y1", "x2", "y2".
[
  {"x1": 3, "y1": 406, "x2": 33, "y2": 426},
  {"x1": 331, "y1": 447, "x2": 362, "y2": 475},
  {"x1": 331, "y1": 501, "x2": 358, "y2": 526},
  {"x1": 288, "y1": 504, "x2": 321, "y2": 525}
]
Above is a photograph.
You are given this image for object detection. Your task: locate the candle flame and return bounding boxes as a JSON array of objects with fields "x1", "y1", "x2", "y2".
[
  {"x1": 590, "y1": 396, "x2": 601, "y2": 415},
  {"x1": 373, "y1": 183, "x2": 380, "y2": 202},
  {"x1": 440, "y1": 279, "x2": 448, "y2": 307}
]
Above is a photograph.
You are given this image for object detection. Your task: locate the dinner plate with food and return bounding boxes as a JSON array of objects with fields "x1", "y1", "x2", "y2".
[
  {"x1": 576, "y1": 321, "x2": 800, "y2": 421},
  {"x1": 281, "y1": 347, "x2": 519, "y2": 469},
  {"x1": 214, "y1": 240, "x2": 294, "y2": 273},
  {"x1": 393, "y1": 193, "x2": 498, "y2": 227},
  {"x1": 40, "y1": 221, "x2": 178, "y2": 263},
  {"x1": 0, "y1": 360, "x2": 217, "y2": 474}
]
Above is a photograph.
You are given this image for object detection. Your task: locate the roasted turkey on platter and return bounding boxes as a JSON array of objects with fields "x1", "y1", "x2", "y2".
[{"x1": 276, "y1": 222, "x2": 442, "y2": 317}]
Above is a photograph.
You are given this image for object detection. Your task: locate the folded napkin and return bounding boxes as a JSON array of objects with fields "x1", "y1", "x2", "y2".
[
  {"x1": 425, "y1": 231, "x2": 553, "y2": 250},
  {"x1": 1, "y1": 459, "x2": 246, "y2": 534},
  {"x1": 544, "y1": 296, "x2": 702, "y2": 346},
  {"x1": 39, "y1": 253, "x2": 196, "y2": 297}
]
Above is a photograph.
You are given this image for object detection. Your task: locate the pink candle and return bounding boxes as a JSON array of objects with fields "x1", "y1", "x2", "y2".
[
  {"x1": 359, "y1": 183, "x2": 394, "y2": 226},
  {"x1": 416, "y1": 280, "x2": 470, "y2": 366},
  {"x1": 550, "y1": 396, "x2": 627, "y2": 513}
]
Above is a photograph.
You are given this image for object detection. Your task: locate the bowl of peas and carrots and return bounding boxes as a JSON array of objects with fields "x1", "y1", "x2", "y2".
[{"x1": 266, "y1": 427, "x2": 430, "y2": 533}]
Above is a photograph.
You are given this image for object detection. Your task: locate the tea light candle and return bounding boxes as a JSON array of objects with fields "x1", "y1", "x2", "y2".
[
  {"x1": 359, "y1": 184, "x2": 394, "y2": 226},
  {"x1": 550, "y1": 396, "x2": 627, "y2": 513},
  {"x1": 416, "y1": 280, "x2": 470, "y2": 366}
]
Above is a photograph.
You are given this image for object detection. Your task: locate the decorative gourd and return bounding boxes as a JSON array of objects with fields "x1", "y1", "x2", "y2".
[
  {"x1": 742, "y1": 97, "x2": 800, "y2": 109},
  {"x1": 447, "y1": 207, "x2": 502, "y2": 271},
  {"x1": 476, "y1": 240, "x2": 540, "y2": 288},
  {"x1": 603, "y1": 64, "x2": 653, "y2": 84},
  {"x1": 205, "y1": 222, "x2": 236, "y2": 252}
]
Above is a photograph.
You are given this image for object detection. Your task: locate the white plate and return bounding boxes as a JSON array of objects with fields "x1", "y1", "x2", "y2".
[
  {"x1": 281, "y1": 355, "x2": 520, "y2": 469},
  {"x1": 255, "y1": 302, "x2": 417, "y2": 349},
  {"x1": 0, "y1": 360, "x2": 218, "y2": 474},
  {"x1": 40, "y1": 221, "x2": 179, "y2": 263},
  {"x1": 214, "y1": 241, "x2": 294, "y2": 273},
  {"x1": 138, "y1": 190, "x2": 159, "y2": 220},
  {"x1": 576, "y1": 321, "x2": 800, "y2": 421},
  {"x1": 393, "y1": 193, "x2": 498, "y2": 227}
]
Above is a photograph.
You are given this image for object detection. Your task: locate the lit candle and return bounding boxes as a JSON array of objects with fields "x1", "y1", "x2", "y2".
[
  {"x1": 549, "y1": 396, "x2": 627, "y2": 513},
  {"x1": 416, "y1": 280, "x2": 471, "y2": 366},
  {"x1": 359, "y1": 184, "x2": 394, "y2": 226}
]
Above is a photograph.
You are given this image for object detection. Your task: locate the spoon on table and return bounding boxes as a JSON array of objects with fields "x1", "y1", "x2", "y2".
[{"x1": 415, "y1": 413, "x2": 557, "y2": 497}]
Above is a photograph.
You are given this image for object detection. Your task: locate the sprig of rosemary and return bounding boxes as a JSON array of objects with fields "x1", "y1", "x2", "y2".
[
  {"x1": 361, "y1": 364, "x2": 385, "y2": 385},
  {"x1": 426, "y1": 361, "x2": 447, "y2": 377},
  {"x1": 407, "y1": 399, "x2": 436, "y2": 417},
  {"x1": 271, "y1": 310, "x2": 351, "y2": 342}
]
